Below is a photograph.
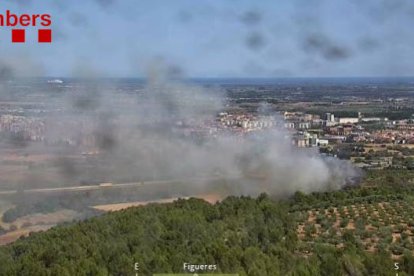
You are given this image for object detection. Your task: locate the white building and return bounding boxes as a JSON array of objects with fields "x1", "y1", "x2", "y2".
[
  {"x1": 317, "y1": 139, "x2": 329, "y2": 146},
  {"x1": 339, "y1": 117, "x2": 359, "y2": 124},
  {"x1": 297, "y1": 122, "x2": 311, "y2": 129}
]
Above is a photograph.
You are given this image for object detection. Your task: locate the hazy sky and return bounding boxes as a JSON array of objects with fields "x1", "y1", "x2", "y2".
[{"x1": 1, "y1": 0, "x2": 414, "y2": 78}]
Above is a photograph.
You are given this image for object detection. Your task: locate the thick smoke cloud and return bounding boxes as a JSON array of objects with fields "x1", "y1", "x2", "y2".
[{"x1": 39, "y1": 69, "x2": 360, "y2": 197}]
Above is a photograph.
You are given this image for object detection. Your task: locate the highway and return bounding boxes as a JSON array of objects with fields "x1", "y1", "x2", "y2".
[{"x1": 0, "y1": 176, "x2": 240, "y2": 196}]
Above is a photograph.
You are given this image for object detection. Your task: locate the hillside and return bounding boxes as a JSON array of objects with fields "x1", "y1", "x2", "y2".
[{"x1": 1, "y1": 170, "x2": 414, "y2": 275}]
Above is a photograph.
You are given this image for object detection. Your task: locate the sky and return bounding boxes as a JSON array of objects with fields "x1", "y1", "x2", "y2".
[{"x1": 1, "y1": 0, "x2": 414, "y2": 78}]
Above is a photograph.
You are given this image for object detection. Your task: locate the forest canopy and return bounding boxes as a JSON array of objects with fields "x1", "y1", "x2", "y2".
[{"x1": 1, "y1": 170, "x2": 414, "y2": 275}]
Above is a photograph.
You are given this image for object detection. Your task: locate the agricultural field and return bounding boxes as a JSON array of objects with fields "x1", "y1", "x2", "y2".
[
  {"x1": 289, "y1": 169, "x2": 414, "y2": 266},
  {"x1": 92, "y1": 193, "x2": 222, "y2": 212},
  {"x1": 296, "y1": 199, "x2": 414, "y2": 258}
]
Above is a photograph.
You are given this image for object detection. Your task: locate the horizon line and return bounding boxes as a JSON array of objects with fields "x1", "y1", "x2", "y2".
[{"x1": 8, "y1": 76, "x2": 414, "y2": 80}]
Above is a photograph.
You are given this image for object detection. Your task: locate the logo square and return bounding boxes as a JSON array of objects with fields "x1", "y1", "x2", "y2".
[
  {"x1": 38, "y1": 29, "x2": 52, "y2": 43},
  {"x1": 12, "y1": 29, "x2": 25, "y2": 43}
]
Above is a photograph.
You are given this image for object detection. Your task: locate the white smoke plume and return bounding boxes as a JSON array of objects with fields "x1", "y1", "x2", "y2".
[{"x1": 34, "y1": 67, "x2": 361, "y2": 198}]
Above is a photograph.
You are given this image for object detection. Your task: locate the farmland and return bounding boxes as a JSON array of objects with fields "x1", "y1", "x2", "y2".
[{"x1": 292, "y1": 169, "x2": 414, "y2": 262}]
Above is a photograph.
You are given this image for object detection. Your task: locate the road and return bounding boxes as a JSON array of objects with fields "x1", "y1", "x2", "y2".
[{"x1": 0, "y1": 176, "x2": 240, "y2": 196}]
